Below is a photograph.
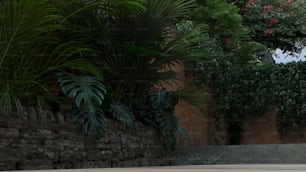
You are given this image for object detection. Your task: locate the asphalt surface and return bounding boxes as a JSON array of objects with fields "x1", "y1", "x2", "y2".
[{"x1": 9, "y1": 165, "x2": 306, "y2": 172}]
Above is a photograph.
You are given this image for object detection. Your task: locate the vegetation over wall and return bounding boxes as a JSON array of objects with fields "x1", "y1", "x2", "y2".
[
  {"x1": 208, "y1": 62, "x2": 306, "y2": 144},
  {"x1": 0, "y1": 0, "x2": 208, "y2": 150},
  {"x1": 0, "y1": 0, "x2": 305, "y2": 150}
]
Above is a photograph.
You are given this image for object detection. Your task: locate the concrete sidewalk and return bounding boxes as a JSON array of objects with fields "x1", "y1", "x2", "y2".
[{"x1": 9, "y1": 165, "x2": 306, "y2": 172}]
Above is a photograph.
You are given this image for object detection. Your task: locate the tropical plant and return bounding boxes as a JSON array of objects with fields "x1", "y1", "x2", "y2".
[
  {"x1": 0, "y1": 0, "x2": 226, "y2": 149},
  {"x1": 231, "y1": 0, "x2": 306, "y2": 51},
  {"x1": 56, "y1": 71, "x2": 107, "y2": 136},
  {"x1": 109, "y1": 101, "x2": 135, "y2": 125},
  {"x1": 58, "y1": 0, "x2": 215, "y2": 149},
  {"x1": 192, "y1": 0, "x2": 260, "y2": 63},
  {"x1": 0, "y1": 0, "x2": 99, "y2": 114},
  {"x1": 150, "y1": 89, "x2": 188, "y2": 149}
]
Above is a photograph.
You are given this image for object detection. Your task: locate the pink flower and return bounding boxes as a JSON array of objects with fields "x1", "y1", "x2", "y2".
[
  {"x1": 247, "y1": 0, "x2": 255, "y2": 4},
  {"x1": 225, "y1": 37, "x2": 232, "y2": 43},
  {"x1": 265, "y1": 29, "x2": 273, "y2": 35},
  {"x1": 263, "y1": 5, "x2": 274, "y2": 13},
  {"x1": 267, "y1": 18, "x2": 279, "y2": 27},
  {"x1": 229, "y1": 52, "x2": 235, "y2": 59},
  {"x1": 279, "y1": 0, "x2": 292, "y2": 8},
  {"x1": 239, "y1": 7, "x2": 247, "y2": 14}
]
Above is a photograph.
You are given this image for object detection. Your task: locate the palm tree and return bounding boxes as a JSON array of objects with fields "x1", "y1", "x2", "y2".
[
  {"x1": 57, "y1": 0, "x2": 213, "y2": 149},
  {"x1": 0, "y1": 0, "x2": 100, "y2": 114},
  {"x1": 0, "y1": 0, "x2": 215, "y2": 149}
]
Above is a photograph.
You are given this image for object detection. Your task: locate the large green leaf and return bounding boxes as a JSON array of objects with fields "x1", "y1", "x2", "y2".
[
  {"x1": 57, "y1": 71, "x2": 108, "y2": 137},
  {"x1": 150, "y1": 89, "x2": 186, "y2": 150},
  {"x1": 71, "y1": 104, "x2": 107, "y2": 137},
  {"x1": 56, "y1": 71, "x2": 106, "y2": 108},
  {"x1": 151, "y1": 90, "x2": 178, "y2": 110},
  {"x1": 109, "y1": 101, "x2": 135, "y2": 126}
]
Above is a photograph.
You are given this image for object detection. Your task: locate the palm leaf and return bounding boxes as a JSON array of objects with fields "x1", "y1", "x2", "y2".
[
  {"x1": 163, "y1": 24, "x2": 223, "y2": 63},
  {"x1": 0, "y1": 0, "x2": 99, "y2": 112},
  {"x1": 113, "y1": 0, "x2": 196, "y2": 43},
  {"x1": 98, "y1": 0, "x2": 145, "y2": 17},
  {"x1": 174, "y1": 88, "x2": 208, "y2": 113},
  {"x1": 61, "y1": 58, "x2": 103, "y2": 77},
  {"x1": 0, "y1": 84, "x2": 22, "y2": 114},
  {"x1": 0, "y1": 0, "x2": 60, "y2": 67}
]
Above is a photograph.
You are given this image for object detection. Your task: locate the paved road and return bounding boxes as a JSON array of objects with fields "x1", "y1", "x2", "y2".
[{"x1": 10, "y1": 165, "x2": 306, "y2": 172}]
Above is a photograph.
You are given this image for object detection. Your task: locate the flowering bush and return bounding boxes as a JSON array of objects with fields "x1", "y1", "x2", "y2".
[{"x1": 236, "y1": 0, "x2": 306, "y2": 50}]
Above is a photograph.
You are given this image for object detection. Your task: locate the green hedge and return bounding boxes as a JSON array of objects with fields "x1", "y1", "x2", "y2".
[{"x1": 212, "y1": 62, "x2": 306, "y2": 144}]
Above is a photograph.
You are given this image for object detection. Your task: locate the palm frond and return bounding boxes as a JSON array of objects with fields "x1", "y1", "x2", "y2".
[
  {"x1": 0, "y1": 0, "x2": 60, "y2": 67},
  {"x1": 0, "y1": 0, "x2": 99, "y2": 112},
  {"x1": 61, "y1": 58, "x2": 103, "y2": 77},
  {"x1": 0, "y1": 84, "x2": 22, "y2": 114},
  {"x1": 163, "y1": 24, "x2": 224, "y2": 63},
  {"x1": 113, "y1": 0, "x2": 196, "y2": 43},
  {"x1": 98, "y1": 0, "x2": 145, "y2": 17},
  {"x1": 174, "y1": 88, "x2": 208, "y2": 113}
]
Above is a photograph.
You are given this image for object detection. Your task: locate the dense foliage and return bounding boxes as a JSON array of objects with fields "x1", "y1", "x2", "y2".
[
  {"x1": 0, "y1": 0, "x2": 305, "y2": 149},
  {"x1": 191, "y1": 0, "x2": 266, "y2": 64},
  {"x1": 229, "y1": 0, "x2": 306, "y2": 50},
  {"x1": 0, "y1": 0, "x2": 211, "y2": 150},
  {"x1": 191, "y1": 0, "x2": 306, "y2": 144},
  {"x1": 209, "y1": 62, "x2": 306, "y2": 144}
]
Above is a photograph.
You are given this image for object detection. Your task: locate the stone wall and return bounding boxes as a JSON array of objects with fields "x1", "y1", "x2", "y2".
[{"x1": 0, "y1": 107, "x2": 166, "y2": 170}]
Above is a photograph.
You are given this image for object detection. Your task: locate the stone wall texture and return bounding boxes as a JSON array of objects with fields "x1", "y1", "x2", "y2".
[{"x1": 0, "y1": 107, "x2": 166, "y2": 170}]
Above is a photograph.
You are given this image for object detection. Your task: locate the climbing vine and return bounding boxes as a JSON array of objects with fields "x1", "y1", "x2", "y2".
[{"x1": 197, "y1": 61, "x2": 306, "y2": 144}]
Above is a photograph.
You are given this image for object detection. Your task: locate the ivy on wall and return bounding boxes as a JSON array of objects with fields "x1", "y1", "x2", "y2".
[{"x1": 198, "y1": 61, "x2": 306, "y2": 144}]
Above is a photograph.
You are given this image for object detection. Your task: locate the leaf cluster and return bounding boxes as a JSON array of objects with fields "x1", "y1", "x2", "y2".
[{"x1": 208, "y1": 61, "x2": 306, "y2": 144}]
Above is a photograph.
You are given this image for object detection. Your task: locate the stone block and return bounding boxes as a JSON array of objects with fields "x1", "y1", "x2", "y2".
[
  {"x1": 86, "y1": 150, "x2": 102, "y2": 161},
  {"x1": 0, "y1": 128, "x2": 19, "y2": 138},
  {"x1": 100, "y1": 150, "x2": 113, "y2": 161},
  {"x1": 108, "y1": 134, "x2": 120, "y2": 143},
  {"x1": 19, "y1": 159, "x2": 53, "y2": 170},
  {"x1": 0, "y1": 139, "x2": 10, "y2": 147},
  {"x1": 8, "y1": 120, "x2": 25, "y2": 128},
  {"x1": 36, "y1": 129, "x2": 56, "y2": 139},
  {"x1": 56, "y1": 112, "x2": 65, "y2": 122},
  {"x1": 0, "y1": 162, "x2": 16, "y2": 171},
  {"x1": 118, "y1": 149, "x2": 128, "y2": 161},
  {"x1": 0, "y1": 148, "x2": 20, "y2": 161}
]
